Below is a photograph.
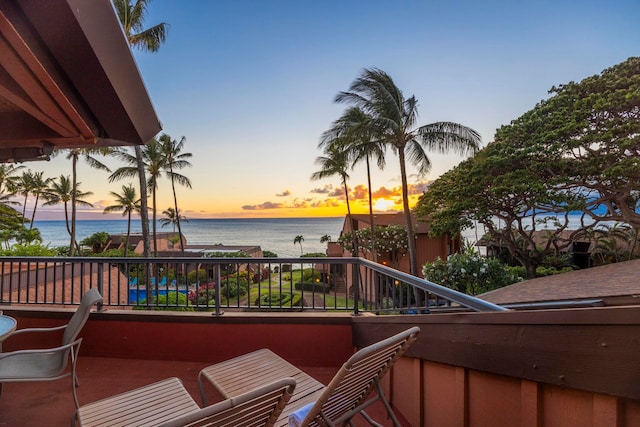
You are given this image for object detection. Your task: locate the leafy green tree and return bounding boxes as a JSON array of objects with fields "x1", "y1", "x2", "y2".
[
  {"x1": 103, "y1": 184, "x2": 141, "y2": 257},
  {"x1": 113, "y1": 0, "x2": 169, "y2": 257},
  {"x1": 415, "y1": 141, "x2": 590, "y2": 278},
  {"x1": 495, "y1": 57, "x2": 640, "y2": 228},
  {"x1": 159, "y1": 133, "x2": 192, "y2": 252},
  {"x1": 335, "y1": 68, "x2": 481, "y2": 276},
  {"x1": 293, "y1": 235, "x2": 304, "y2": 255},
  {"x1": 44, "y1": 175, "x2": 94, "y2": 254},
  {"x1": 0, "y1": 204, "x2": 29, "y2": 249}
]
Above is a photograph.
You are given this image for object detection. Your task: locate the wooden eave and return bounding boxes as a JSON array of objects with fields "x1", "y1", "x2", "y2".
[{"x1": 0, "y1": 0, "x2": 161, "y2": 162}]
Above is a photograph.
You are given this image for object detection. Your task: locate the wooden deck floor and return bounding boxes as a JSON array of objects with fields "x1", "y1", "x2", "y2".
[{"x1": 0, "y1": 356, "x2": 408, "y2": 426}]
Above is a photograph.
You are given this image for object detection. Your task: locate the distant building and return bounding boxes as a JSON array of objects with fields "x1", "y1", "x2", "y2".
[
  {"x1": 326, "y1": 213, "x2": 461, "y2": 295},
  {"x1": 335, "y1": 213, "x2": 460, "y2": 272}
]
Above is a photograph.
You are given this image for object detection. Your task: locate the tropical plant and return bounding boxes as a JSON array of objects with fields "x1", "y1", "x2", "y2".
[
  {"x1": 81, "y1": 232, "x2": 111, "y2": 254},
  {"x1": 0, "y1": 164, "x2": 24, "y2": 208},
  {"x1": 335, "y1": 68, "x2": 481, "y2": 276},
  {"x1": 63, "y1": 148, "x2": 111, "y2": 255},
  {"x1": 158, "y1": 133, "x2": 192, "y2": 252},
  {"x1": 15, "y1": 171, "x2": 52, "y2": 228},
  {"x1": 160, "y1": 207, "x2": 188, "y2": 232},
  {"x1": 310, "y1": 144, "x2": 355, "y2": 251},
  {"x1": 44, "y1": 175, "x2": 94, "y2": 254},
  {"x1": 113, "y1": 0, "x2": 169, "y2": 257},
  {"x1": 293, "y1": 235, "x2": 304, "y2": 255},
  {"x1": 0, "y1": 204, "x2": 29, "y2": 249},
  {"x1": 422, "y1": 248, "x2": 523, "y2": 296},
  {"x1": 320, "y1": 106, "x2": 385, "y2": 261},
  {"x1": 110, "y1": 139, "x2": 168, "y2": 255},
  {"x1": 103, "y1": 184, "x2": 141, "y2": 257}
]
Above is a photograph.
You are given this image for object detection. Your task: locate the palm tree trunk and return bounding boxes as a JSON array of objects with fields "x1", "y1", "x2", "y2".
[
  {"x1": 125, "y1": 211, "x2": 131, "y2": 258},
  {"x1": 152, "y1": 180, "x2": 157, "y2": 257},
  {"x1": 29, "y1": 194, "x2": 39, "y2": 229},
  {"x1": 365, "y1": 156, "x2": 377, "y2": 262},
  {"x1": 398, "y1": 150, "x2": 418, "y2": 276},
  {"x1": 70, "y1": 154, "x2": 78, "y2": 256},
  {"x1": 169, "y1": 165, "x2": 185, "y2": 253},
  {"x1": 135, "y1": 146, "x2": 151, "y2": 257}
]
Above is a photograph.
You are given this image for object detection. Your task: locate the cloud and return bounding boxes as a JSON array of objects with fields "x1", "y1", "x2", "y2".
[
  {"x1": 372, "y1": 186, "x2": 398, "y2": 198},
  {"x1": 408, "y1": 180, "x2": 432, "y2": 195},
  {"x1": 311, "y1": 198, "x2": 341, "y2": 208},
  {"x1": 241, "y1": 201, "x2": 285, "y2": 210},
  {"x1": 310, "y1": 184, "x2": 333, "y2": 194},
  {"x1": 352, "y1": 185, "x2": 368, "y2": 200},
  {"x1": 328, "y1": 187, "x2": 345, "y2": 198},
  {"x1": 276, "y1": 189, "x2": 291, "y2": 197}
]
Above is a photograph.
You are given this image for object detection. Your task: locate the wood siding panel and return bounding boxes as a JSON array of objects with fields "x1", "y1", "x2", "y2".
[{"x1": 468, "y1": 370, "x2": 521, "y2": 427}]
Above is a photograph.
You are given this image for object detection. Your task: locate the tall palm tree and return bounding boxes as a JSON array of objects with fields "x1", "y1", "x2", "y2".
[
  {"x1": 311, "y1": 144, "x2": 357, "y2": 254},
  {"x1": 320, "y1": 106, "x2": 386, "y2": 261},
  {"x1": 311, "y1": 144, "x2": 353, "y2": 218},
  {"x1": 160, "y1": 207, "x2": 187, "y2": 233},
  {"x1": 15, "y1": 171, "x2": 51, "y2": 229},
  {"x1": 65, "y1": 148, "x2": 111, "y2": 255},
  {"x1": 336, "y1": 68, "x2": 481, "y2": 276},
  {"x1": 158, "y1": 134, "x2": 192, "y2": 252},
  {"x1": 103, "y1": 184, "x2": 141, "y2": 257},
  {"x1": 113, "y1": 0, "x2": 169, "y2": 258},
  {"x1": 44, "y1": 175, "x2": 94, "y2": 254},
  {"x1": 110, "y1": 139, "x2": 179, "y2": 256}
]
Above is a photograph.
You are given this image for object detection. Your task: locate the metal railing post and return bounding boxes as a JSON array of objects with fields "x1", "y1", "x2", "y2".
[
  {"x1": 214, "y1": 264, "x2": 222, "y2": 316},
  {"x1": 352, "y1": 260, "x2": 360, "y2": 316},
  {"x1": 96, "y1": 262, "x2": 104, "y2": 311}
]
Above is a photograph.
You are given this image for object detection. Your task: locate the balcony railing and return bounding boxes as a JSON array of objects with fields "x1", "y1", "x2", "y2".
[{"x1": 0, "y1": 256, "x2": 505, "y2": 314}]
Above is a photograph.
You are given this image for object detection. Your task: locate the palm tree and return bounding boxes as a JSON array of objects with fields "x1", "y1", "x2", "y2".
[
  {"x1": 160, "y1": 207, "x2": 188, "y2": 233},
  {"x1": 0, "y1": 164, "x2": 24, "y2": 208},
  {"x1": 320, "y1": 106, "x2": 385, "y2": 261},
  {"x1": 158, "y1": 134, "x2": 192, "y2": 252},
  {"x1": 44, "y1": 175, "x2": 94, "y2": 254},
  {"x1": 294, "y1": 235, "x2": 304, "y2": 255},
  {"x1": 64, "y1": 148, "x2": 111, "y2": 255},
  {"x1": 311, "y1": 144, "x2": 353, "y2": 218},
  {"x1": 110, "y1": 139, "x2": 171, "y2": 256},
  {"x1": 336, "y1": 68, "x2": 481, "y2": 276},
  {"x1": 113, "y1": 0, "x2": 169, "y2": 257},
  {"x1": 15, "y1": 171, "x2": 51, "y2": 229},
  {"x1": 103, "y1": 184, "x2": 141, "y2": 257}
]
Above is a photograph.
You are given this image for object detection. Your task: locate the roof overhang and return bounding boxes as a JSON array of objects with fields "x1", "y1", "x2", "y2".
[{"x1": 0, "y1": 0, "x2": 161, "y2": 162}]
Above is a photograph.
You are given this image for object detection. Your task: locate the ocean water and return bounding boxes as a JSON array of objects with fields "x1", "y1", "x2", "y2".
[{"x1": 32, "y1": 217, "x2": 345, "y2": 258}]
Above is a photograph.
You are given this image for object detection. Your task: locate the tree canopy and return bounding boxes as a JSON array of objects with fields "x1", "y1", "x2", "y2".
[{"x1": 415, "y1": 57, "x2": 640, "y2": 278}]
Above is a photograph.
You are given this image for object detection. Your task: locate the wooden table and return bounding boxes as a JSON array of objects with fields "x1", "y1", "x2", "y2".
[{"x1": 198, "y1": 348, "x2": 325, "y2": 426}]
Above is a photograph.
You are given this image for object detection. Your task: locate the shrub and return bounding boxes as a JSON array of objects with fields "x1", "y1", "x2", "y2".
[
  {"x1": 255, "y1": 292, "x2": 302, "y2": 307},
  {"x1": 134, "y1": 292, "x2": 193, "y2": 311},
  {"x1": 187, "y1": 268, "x2": 208, "y2": 284},
  {"x1": 294, "y1": 282, "x2": 330, "y2": 292},
  {"x1": 422, "y1": 252, "x2": 522, "y2": 296},
  {"x1": 220, "y1": 280, "x2": 248, "y2": 300}
]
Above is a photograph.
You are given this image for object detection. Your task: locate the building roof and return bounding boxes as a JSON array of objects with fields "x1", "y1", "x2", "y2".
[
  {"x1": 0, "y1": 0, "x2": 161, "y2": 162},
  {"x1": 345, "y1": 213, "x2": 432, "y2": 234},
  {"x1": 480, "y1": 258, "x2": 640, "y2": 307}
]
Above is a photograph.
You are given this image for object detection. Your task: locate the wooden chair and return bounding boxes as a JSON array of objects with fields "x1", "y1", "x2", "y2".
[
  {"x1": 73, "y1": 376, "x2": 296, "y2": 427},
  {"x1": 199, "y1": 326, "x2": 420, "y2": 427}
]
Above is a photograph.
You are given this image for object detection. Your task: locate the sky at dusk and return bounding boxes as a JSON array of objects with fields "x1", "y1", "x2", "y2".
[{"x1": 30, "y1": 0, "x2": 640, "y2": 220}]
